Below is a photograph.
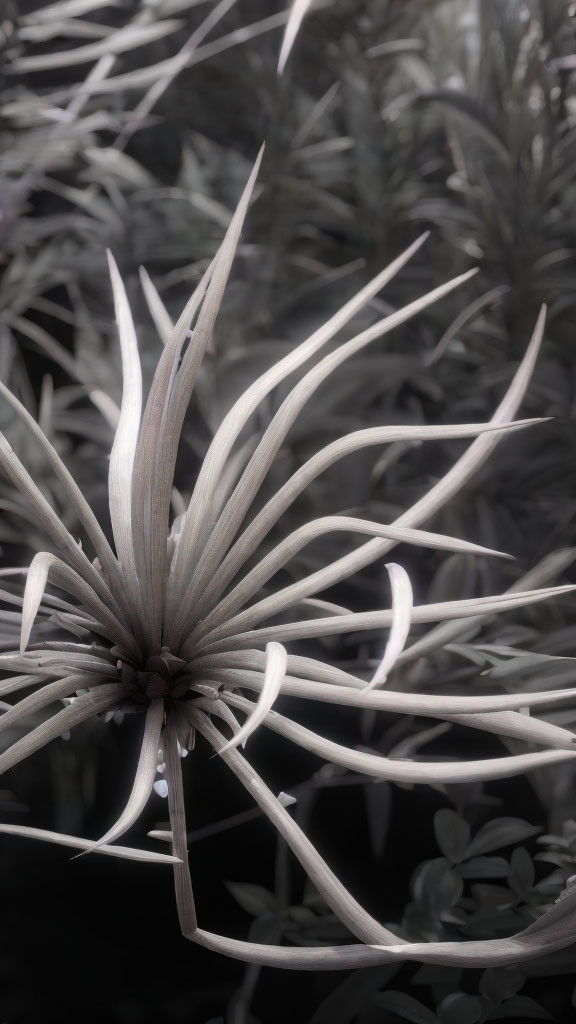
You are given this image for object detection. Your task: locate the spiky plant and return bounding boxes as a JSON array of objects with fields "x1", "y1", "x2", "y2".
[
  {"x1": 2, "y1": 152, "x2": 576, "y2": 970},
  {"x1": 409, "y1": 0, "x2": 576, "y2": 348},
  {"x1": 1, "y1": 0, "x2": 291, "y2": 414}
]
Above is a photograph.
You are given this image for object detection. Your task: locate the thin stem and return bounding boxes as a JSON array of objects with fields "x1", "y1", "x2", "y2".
[
  {"x1": 165, "y1": 715, "x2": 197, "y2": 936},
  {"x1": 191, "y1": 708, "x2": 398, "y2": 946}
]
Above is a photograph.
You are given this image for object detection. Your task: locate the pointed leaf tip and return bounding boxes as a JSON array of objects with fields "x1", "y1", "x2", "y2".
[
  {"x1": 277, "y1": 0, "x2": 313, "y2": 75},
  {"x1": 21, "y1": 553, "x2": 52, "y2": 656},
  {"x1": 218, "y1": 641, "x2": 287, "y2": 754},
  {"x1": 363, "y1": 564, "x2": 413, "y2": 693},
  {"x1": 107, "y1": 248, "x2": 142, "y2": 574}
]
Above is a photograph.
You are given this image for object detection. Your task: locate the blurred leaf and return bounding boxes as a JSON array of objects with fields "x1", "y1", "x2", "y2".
[
  {"x1": 437, "y1": 993, "x2": 482, "y2": 1024},
  {"x1": 457, "y1": 857, "x2": 509, "y2": 879},
  {"x1": 412, "y1": 858, "x2": 464, "y2": 913},
  {"x1": 224, "y1": 882, "x2": 278, "y2": 917},
  {"x1": 417, "y1": 90, "x2": 511, "y2": 162},
  {"x1": 21, "y1": 0, "x2": 120, "y2": 24},
  {"x1": 463, "y1": 820, "x2": 541, "y2": 858},
  {"x1": 411, "y1": 966, "x2": 463, "y2": 987},
  {"x1": 479, "y1": 966, "x2": 525, "y2": 1005},
  {"x1": 309, "y1": 965, "x2": 400, "y2": 1024},
  {"x1": 372, "y1": 991, "x2": 437, "y2": 1024},
  {"x1": 508, "y1": 847, "x2": 535, "y2": 898},
  {"x1": 10, "y1": 20, "x2": 184, "y2": 72},
  {"x1": 487, "y1": 995, "x2": 553, "y2": 1020},
  {"x1": 434, "y1": 809, "x2": 471, "y2": 863},
  {"x1": 469, "y1": 884, "x2": 514, "y2": 910}
]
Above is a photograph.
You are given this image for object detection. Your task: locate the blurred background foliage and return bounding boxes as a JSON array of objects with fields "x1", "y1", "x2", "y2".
[{"x1": 3, "y1": 0, "x2": 576, "y2": 1021}]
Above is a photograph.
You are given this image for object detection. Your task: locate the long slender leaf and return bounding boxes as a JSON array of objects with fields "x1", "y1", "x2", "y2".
[
  {"x1": 82, "y1": 699, "x2": 164, "y2": 854},
  {"x1": 10, "y1": 20, "x2": 184, "y2": 72},
  {"x1": 0, "y1": 824, "x2": 180, "y2": 863},
  {"x1": 278, "y1": 0, "x2": 313, "y2": 74},
  {"x1": 218, "y1": 642, "x2": 287, "y2": 754},
  {"x1": 363, "y1": 564, "x2": 413, "y2": 691},
  {"x1": 224, "y1": 695, "x2": 576, "y2": 784}
]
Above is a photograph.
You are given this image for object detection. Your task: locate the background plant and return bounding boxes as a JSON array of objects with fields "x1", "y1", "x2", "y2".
[{"x1": 3, "y1": 1, "x2": 576, "y2": 1022}]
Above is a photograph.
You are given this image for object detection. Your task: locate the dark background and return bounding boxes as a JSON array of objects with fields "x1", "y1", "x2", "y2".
[{"x1": 3, "y1": 1, "x2": 576, "y2": 1021}]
